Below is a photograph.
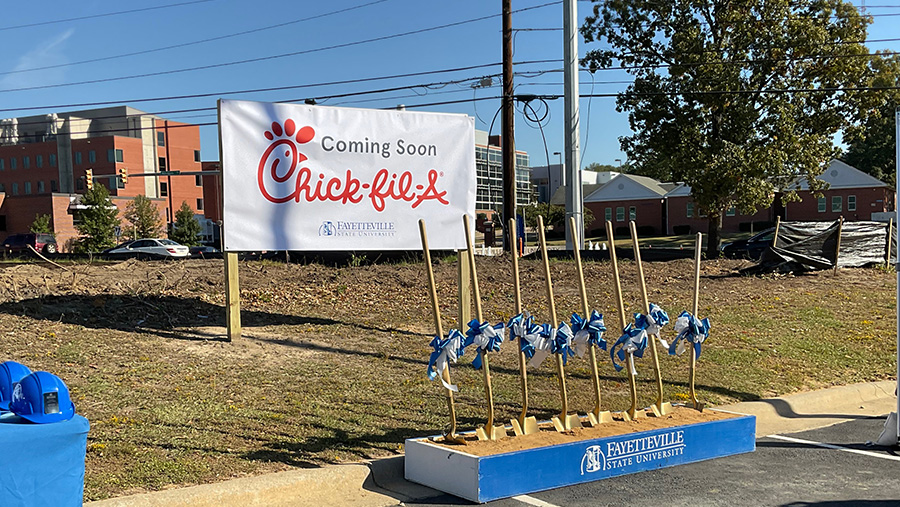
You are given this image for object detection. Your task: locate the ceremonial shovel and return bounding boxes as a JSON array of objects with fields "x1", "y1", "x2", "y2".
[
  {"x1": 462, "y1": 215, "x2": 507, "y2": 441},
  {"x1": 629, "y1": 221, "x2": 673, "y2": 417},
  {"x1": 570, "y1": 217, "x2": 613, "y2": 426},
  {"x1": 418, "y1": 219, "x2": 465, "y2": 444},
  {"x1": 508, "y1": 218, "x2": 539, "y2": 436},
  {"x1": 538, "y1": 216, "x2": 583, "y2": 432},
  {"x1": 606, "y1": 220, "x2": 640, "y2": 421},
  {"x1": 689, "y1": 232, "x2": 705, "y2": 412}
]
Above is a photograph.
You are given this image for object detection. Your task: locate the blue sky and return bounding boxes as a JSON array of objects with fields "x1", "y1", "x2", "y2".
[{"x1": 0, "y1": 0, "x2": 897, "y2": 169}]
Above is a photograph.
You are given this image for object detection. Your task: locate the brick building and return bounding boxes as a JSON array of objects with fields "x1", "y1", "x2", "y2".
[{"x1": 0, "y1": 107, "x2": 205, "y2": 250}]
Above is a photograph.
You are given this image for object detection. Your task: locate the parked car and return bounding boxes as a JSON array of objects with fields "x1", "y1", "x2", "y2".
[
  {"x1": 2, "y1": 233, "x2": 58, "y2": 255},
  {"x1": 101, "y1": 240, "x2": 135, "y2": 254},
  {"x1": 105, "y1": 238, "x2": 190, "y2": 259},
  {"x1": 720, "y1": 228, "x2": 775, "y2": 260},
  {"x1": 189, "y1": 246, "x2": 221, "y2": 259}
]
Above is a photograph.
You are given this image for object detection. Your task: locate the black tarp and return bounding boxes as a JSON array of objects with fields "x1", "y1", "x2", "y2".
[{"x1": 743, "y1": 220, "x2": 894, "y2": 274}]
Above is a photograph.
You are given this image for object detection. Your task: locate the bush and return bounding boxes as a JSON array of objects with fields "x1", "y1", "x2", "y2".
[{"x1": 673, "y1": 225, "x2": 691, "y2": 235}]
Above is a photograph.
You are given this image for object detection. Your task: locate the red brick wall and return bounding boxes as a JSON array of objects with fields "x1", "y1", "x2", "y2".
[
  {"x1": 785, "y1": 188, "x2": 892, "y2": 222},
  {"x1": 585, "y1": 199, "x2": 665, "y2": 235},
  {"x1": 155, "y1": 120, "x2": 204, "y2": 223},
  {"x1": 666, "y1": 196, "x2": 774, "y2": 235},
  {"x1": 201, "y1": 162, "x2": 222, "y2": 222},
  {"x1": 0, "y1": 141, "x2": 63, "y2": 195}
]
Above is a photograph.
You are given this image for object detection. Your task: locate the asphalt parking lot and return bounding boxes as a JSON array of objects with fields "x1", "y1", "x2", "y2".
[{"x1": 405, "y1": 415, "x2": 900, "y2": 507}]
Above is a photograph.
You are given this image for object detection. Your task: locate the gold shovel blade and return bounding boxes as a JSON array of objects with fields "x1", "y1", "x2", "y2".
[{"x1": 586, "y1": 411, "x2": 614, "y2": 426}]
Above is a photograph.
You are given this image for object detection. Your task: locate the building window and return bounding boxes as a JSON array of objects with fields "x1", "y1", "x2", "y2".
[
  {"x1": 194, "y1": 150, "x2": 201, "y2": 162},
  {"x1": 108, "y1": 149, "x2": 123, "y2": 163},
  {"x1": 36, "y1": 155, "x2": 43, "y2": 168},
  {"x1": 196, "y1": 198, "x2": 204, "y2": 210},
  {"x1": 726, "y1": 206, "x2": 736, "y2": 216},
  {"x1": 88, "y1": 150, "x2": 96, "y2": 163},
  {"x1": 76, "y1": 179, "x2": 84, "y2": 191},
  {"x1": 9, "y1": 157, "x2": 16, "y2": 170},
  {"x1": 75, "y1": 152, "x2": 82, "y2": 164},
  {"x1": 0, "y1": 159, "x2": 4, "y2": 171},
  {"x1": 50, "y1": 180, "x2": 58, "y2": 192},
  {"x1": 157, "y1": 131, "x2": 165, "y2": 147},
  {"x1": 11, "y1": 183, "x2": 18, "y2": 195},
  {"x1": 817, "y1": 196, "x2": 826, "y2": 213},
  {"x1": 195, "y1": 175, "x2": 202, "y2": 186},
  {"x1": 24, "y1": 182, "x2": 31, "y2": 194},
  {"x1": 848, "y1": 195, "x2": 856, "y2": 212},
  {"x1": 616, "y1": 207, "x2": 625, "y2": 222},
  {"x1": 831, "y1": 196, "x2": 842, "y2": 212},
  {"x1": 605, "y1": 207, "x2": 612, "y2": 221},
  {"x1": 629, "y1": 206, "x2": 636, "y2": 221},
  {"x1": 23, "y1": 156, "x2": 30, "y2": 169},
  {"x1": 686, "y1": 202, "x2": 694, "y2": 218},
  {"x1": 159, "y1": 157, "x2": 166, "y2": 170},
  {"x1": 160, "y1": 182, "x2": 168, "y2": 197},
  {"x1": 37, "y1": 181, "x2": 45, "y2": 193},
  {"x1": 49, "y1": 154, "x2": 56, "y2": 167},
  {"x1": 0, "y1": 184, "x2": 4, "y2": 192},
  {"x1": 0, "y1": 215, "x2": 5, "y2": 231}
]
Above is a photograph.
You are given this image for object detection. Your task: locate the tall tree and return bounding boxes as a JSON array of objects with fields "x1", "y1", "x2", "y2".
[
  {"x1": 581, "y1": 0, "x2": 871, "y2": 256},
  {"x1": 170, "y1": 201, "x2": 201, "y2": 246},
  {"x1": 74, "y1": 184, "x2": 120, "y2": 252},
  {"x1": 843, "y1": 54, "x2": 900, "y2": 187},
  {"x1": 123, "y1": 195, "x2": 163, "y2": 240},
  {"x1": 29, "y1": 214, "x2": 52, "y2": 234}
]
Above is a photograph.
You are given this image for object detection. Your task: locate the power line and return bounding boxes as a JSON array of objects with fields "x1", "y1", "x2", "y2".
[
  {"x1": 0, "y1": 1, "x2": 560, "y2": 95},
  {"x1": 0, "y1": 0, "x2": 218, "y2": 32},
  {"x1": 0, "y1": 0, "x2": 392, "y2": 77}
]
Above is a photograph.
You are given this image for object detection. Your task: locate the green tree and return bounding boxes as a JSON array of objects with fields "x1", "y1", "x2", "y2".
[
  {"x1": 581, "y1": 0, "x2": 871, "y2": 256},
  {"x1": 74, "y1": 184, "x2": 120, "y2": 252},
  {"x1": 29, "y1": 214, "x2": 53, "y2": 234},
  {"x1": 170, "y1": 201, "x2": 201, "y2": 246},
  {"x1": 843, "y1": 54, "x2": 900, "y2": 188},
  {"x1": 123, "y1": 195, "x2": 163, "y2": 240},
  {"x1": 524, "y1": 202, "x2": 594, "y2": 231}
]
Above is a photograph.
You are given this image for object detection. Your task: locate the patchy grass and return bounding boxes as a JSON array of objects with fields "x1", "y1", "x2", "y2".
[{"x1": 0, "y1": 257, "x2": 894, "y2": 500}]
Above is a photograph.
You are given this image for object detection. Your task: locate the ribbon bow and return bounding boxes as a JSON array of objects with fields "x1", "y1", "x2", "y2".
[
  {"x1": 669, "y1": 310, "x2": 710, "y2": 359},
  {"x1": 552, "y1": 322, "x2": 576, "y2": 366},
  {"x1": 465, "y1": 319, "x2": 505, "y2": 369},
  {"x1": 571, "y1": 310, "x2": 607, "y2": 358},
  {"x1": 527, "y1": 323, "x2": 557, "y2": 367},
  {"x1": 427, "y1": 329, "x2": 466, "y2": 391},
  {"x1": 508, "y1": 311, "x2": 543, "y2": 359},
  {"x1": 634, "y1": 303, "x2": 670, "y2": 336},
  {"x1": 610, "y1": 323, "x2": 648, "y2": 375}
]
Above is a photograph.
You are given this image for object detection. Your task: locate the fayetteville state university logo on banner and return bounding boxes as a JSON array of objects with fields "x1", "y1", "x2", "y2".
[
  {"x1": 580, "y1": 430, "x2": 686, "y2": 475},
  {"x1": 220, "y1": 99, "x2": 475, "y2": 252}
]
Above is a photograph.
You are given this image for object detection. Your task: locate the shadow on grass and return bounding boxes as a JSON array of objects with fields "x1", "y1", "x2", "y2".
[{"x1": 0, "y1": 294, "x2": 419, "y2": 342}]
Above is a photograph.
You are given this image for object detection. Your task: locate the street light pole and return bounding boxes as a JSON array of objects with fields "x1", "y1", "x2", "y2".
[{"x1": 553, "y1": 151, "x2": 564, "y2": 187}]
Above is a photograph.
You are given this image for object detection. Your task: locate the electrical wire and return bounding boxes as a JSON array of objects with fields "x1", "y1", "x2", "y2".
[
  {"x1": 0, "y1": 1, "x2": 560, "y2": 95},
  {"x1": 0, "y1": 0, "x2": 218, "y2": 32},
  {"x1": 0, "y1": 0, "x2": 392, "y2": 77}
]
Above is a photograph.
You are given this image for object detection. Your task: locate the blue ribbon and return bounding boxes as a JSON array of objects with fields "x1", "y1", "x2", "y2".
[
  {"x1": 427, "y1": 329, "x2": 466, "y2": 391},
  {"x1": 610, "y1": 323, "x2": 648, "y2": 373},
  {"x1": 508, "y1": 312, "x2": 542, "y2": 359},
  {"x1": 634, "y1": 303, "x2": 670, "y2": 335},
  {"x1": 552, "y1": 322, "x2": 576, "y2": 366},
  {"x1": 670, "y1": 310, "x2": 710, "y2": 359},
  {"x1": 571, "y1": 310, "x2": 607, "y2": 357},
  {"x1": 465, "y1": 319, "x2": 505, "y2": 370},
  {"x1": 526, "y1": 323, "x2": 557, "y2": 367}
]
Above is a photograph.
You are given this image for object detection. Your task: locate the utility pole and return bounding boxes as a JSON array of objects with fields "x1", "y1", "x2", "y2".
[
  {"x1": 502, "y1": 0, "x2": 516, "y2": 252},
  {"x1": 563, "y1": 0, "x2": 583, "y2": 251},
  {"x1": 164, "y1": 121, "x2": 174, "y2": 233}
]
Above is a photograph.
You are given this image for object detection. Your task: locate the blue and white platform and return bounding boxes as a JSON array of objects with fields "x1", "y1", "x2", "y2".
[{"x1": 405, "y1": 410, "x2": 755, "y2": 503}]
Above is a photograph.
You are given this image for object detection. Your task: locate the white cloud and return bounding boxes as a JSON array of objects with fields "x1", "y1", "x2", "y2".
[{"x1": 0, "y1": 28, "x2": 75, "y2": 90}]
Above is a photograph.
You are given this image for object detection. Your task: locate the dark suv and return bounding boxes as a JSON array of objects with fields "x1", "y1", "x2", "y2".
[{"x1": 2, "y1": 233, "x2": 58, "y2": 255}]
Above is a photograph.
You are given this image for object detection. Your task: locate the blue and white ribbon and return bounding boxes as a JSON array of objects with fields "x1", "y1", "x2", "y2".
[
  {"x1": 634, "y1": 303, "x2": 670, "y2": 337},
  {"x1": 527, "y1": 323, "x2": 556, "y2": 367},
  {"x1": 571, "y1": 310, "x2": 607, "y2": 358},
  {"x1": 610, "y1": 323, "x2": 648, "y2": 375},
  {"x1": 552, "y1": 322, "x2": 576, "y2": 366},
  {"x1": 669, "y1": 310, "x2": 710, "y2": 359},
  {"x1": 427, "y1": 329, "x2": 466, "y2": 392},
  {"x1": 508, "y1": 311, "x2": 543, "y2": 359},
  {"x1": 465, "y1": 319, "x2": 505, "y2": 369}
]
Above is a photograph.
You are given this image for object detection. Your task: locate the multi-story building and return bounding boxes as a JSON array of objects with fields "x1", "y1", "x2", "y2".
[
  {"x1": 475, "y1": 130, "x2": 532, "y2": 215},
  {"x1": 0, "y1": 106, "x2": 205, "y2": 250}
]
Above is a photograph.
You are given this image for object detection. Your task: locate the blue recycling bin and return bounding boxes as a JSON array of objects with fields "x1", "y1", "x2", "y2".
[{"x1": 0, "y1": 413, "x2": 89, "y2": 507}]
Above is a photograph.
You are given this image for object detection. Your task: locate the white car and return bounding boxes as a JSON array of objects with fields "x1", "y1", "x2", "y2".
[{"x1": 106, "y1": 238, "x2": 190, "y2": 258}]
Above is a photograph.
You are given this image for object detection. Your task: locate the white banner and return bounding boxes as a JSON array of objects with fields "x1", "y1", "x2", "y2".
[{"x1": 219, "y1": 99, "x2": 475, "y2": 251}]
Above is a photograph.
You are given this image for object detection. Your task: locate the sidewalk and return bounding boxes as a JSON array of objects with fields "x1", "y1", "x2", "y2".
[{"x1": 88, "y1": 380, "x2": 897, "y2": 507}]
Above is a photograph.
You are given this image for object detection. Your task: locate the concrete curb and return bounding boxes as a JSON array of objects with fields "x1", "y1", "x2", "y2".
[{"x1": 87, "y1": 380, "x2": 897, "y2": 507}]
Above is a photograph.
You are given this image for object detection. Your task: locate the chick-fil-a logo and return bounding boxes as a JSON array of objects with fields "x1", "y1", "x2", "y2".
[{"x1": 257, "y1": 120, "x2": 449, "y2": 212}]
